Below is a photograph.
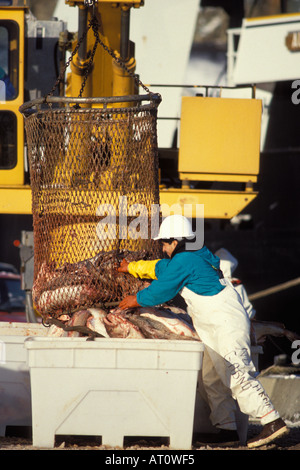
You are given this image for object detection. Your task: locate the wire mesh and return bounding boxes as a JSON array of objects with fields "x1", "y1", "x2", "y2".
[{"x1": 20, "y1": 96, "x2": 161, "y2": 318}]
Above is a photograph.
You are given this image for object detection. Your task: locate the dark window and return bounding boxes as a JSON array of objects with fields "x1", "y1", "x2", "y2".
[
  {"x1": 0, "y1": 111, "x2": 17, "y2": 168},
  {"x1": 0, "y1": 20, "x2": 19, "y2": 100},
  {"x1": 0, "y1": 277, "x2": 25, "y2": 312}
]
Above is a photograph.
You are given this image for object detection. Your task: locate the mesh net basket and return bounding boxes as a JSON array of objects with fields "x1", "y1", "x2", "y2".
[{"x1": 20, "y1": 95, "x2": 162, "y2": 319}]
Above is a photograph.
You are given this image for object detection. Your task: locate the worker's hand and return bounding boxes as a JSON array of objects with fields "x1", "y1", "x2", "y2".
[
  {"x1": 117, "y1": 259, "x2": 130, "y2": 273},
  {"x1": 119, "y1": 295, "x2": 140, "y2": 310}
]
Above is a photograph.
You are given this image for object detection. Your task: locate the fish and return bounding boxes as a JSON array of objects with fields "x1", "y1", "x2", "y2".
[
  {"x1": 34, "y1": 284, "x2": 95, "y2": 316},
  {"x1": 45, "y1": 305, "x2": 200, "y2": 341},
  {"x1": 163, "y1": 304, "x2": 192, "y2": 317},
  {"x1": 46, "y1": 308, "x2": 109, "y2": 338},
  {"x1": 137, "y1": 307, "x2": 200, "y2": 340},
  {"x1": 103, "y1": 310, "x2": 145, "y2": 339},
  {"x1": 32, "y1": 249, "x2": 150, "y2": 317},
  {"x1": 46, "y1": 314, "x2": 70, "y2": 337},
  {"x1": 45, "y1": 311, "x2": 106, "y2": 339},
  {"x1": 44, "y1": 298, "x2": 300, "y2": 347},
  {"x1": 46, "y1": 324, "x2": 68, "y2": 337},
  {"x1": 104, "y1": 306, "x2": 200, "y2": 341},
  {"x1": 86, "y1": 308, "x2": 110, "y2": 338},
  {"x1": 126, "y1": 312, "x2": 200, "y2": 341},
  {"x1": 65, "y1": 309, "x2": 92, "y2": 337},
  {"x1": 57, "y1": 314, "x2": 71, "y2": 322},
  {"x1": 251, "y1": 320, "x2": 300, "y2": 344}
]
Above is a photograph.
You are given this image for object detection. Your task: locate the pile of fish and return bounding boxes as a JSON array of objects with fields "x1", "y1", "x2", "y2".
[
  {"x1": 32, "y1": 249, "x2": 150, "y2": 317},
  {"x1": 45, "y1": 304, "x2": 300, "y2": 345},
  {"x1": 45, "y1": 305, "x2": 200, "y2": 341}
]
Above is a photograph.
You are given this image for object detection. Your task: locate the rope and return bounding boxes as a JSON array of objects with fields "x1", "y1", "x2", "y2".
[{"x1": 249, "y1": 277, "x2": 300, "y2": 301}]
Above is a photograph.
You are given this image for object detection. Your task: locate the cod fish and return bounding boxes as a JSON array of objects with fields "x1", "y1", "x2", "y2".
[
  {"x1": 46, "y1": 308, "x2": 110, "y2": 338},
  {"x1": 34, "y1": 284, "x2": 98, "y2": 316},
  {"x1": 45, "y1": 314, "x2": 70, "y2": 337},
  {"x1": 105, "y1": 307, "x2": 200, "y2": 341},
  {"x1": 65, "y1": 309, "x2": 92, "y2": 337},
  {"x1": 86, "y1": 308, "x2": 110, "y2": 338},
  {"x1": 251, "y1": 319, "x2": 300, "y2": 345},
  {"x1": 126, "y1": 313, "x2": 200, "y2": 341},
  {"x1": 137, "y1": 307, "x2": 200, "y2": 340},
  {"x1": 45, "y1": 304, "x2": 300, "y2": 346},
  {"x1": 104, "y1": 310, "x2": 145, "y2": 339},
  {"x1": 33, "y1": 249, "x2": 151, "y2": 317}
]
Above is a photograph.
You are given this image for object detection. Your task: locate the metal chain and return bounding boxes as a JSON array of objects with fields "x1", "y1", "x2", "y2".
[
  {"x1": 45, "y1": 11, "x2": 158, "y2": 101},
  {"x1": 77, "y1": 23, "x2": 100, "y2": 99},
  {"x1": 44, "y1": 20, "x2": 94, "y2": 101},
  {"x1": 89, "y1": 14, "x2": 154, "y2": 96}
]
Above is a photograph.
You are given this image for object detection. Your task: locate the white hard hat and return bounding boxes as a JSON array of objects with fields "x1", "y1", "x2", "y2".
[{"x1": 154, "y1": 215, "x2": 194, "y2": 240}]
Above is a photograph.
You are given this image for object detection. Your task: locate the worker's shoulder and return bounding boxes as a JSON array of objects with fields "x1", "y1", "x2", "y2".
[
  {"x1": 173, "y1": 249, "x2": 206, "y2": 264},
  {"x1": 175, "y1": 248, "x2": 218, "y2": 268},
  {"x1": 176, "y1": 248, "x2": 206, "y2": 258}
]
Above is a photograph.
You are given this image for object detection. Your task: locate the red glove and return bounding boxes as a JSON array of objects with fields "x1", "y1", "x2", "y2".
[
  {"x1": 119, "y1": 295, "x2": 140, "y2": 310},
  {"x1": 117, "y1": 259, "x2": 130, "y2": 273}
]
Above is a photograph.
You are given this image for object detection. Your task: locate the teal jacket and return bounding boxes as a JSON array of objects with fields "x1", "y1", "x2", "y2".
[{"x1": 133, "y1": 246, "x2": 224, "y2": 307}]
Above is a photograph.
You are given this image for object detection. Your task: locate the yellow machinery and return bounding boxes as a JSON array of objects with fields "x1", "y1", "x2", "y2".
[
  {"x1": 65, "y1": 0, "x2": 139, "y2": 100},
  {"x1": 0, "y1": 0, "x2": 262, "y2": 220},
  {"x1": 0, "y1": 2, "x2": 27, "y2": 209},
  {"x1": 164, "y1": 93, "x2": 261, "y2": 218}
]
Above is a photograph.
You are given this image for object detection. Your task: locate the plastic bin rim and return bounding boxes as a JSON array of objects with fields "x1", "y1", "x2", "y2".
[{"x1": 24, "y1": 336, "x2": 205, "y2": 352}]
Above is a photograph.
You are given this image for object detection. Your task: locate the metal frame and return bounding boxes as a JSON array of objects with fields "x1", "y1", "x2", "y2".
[{"x1": 19, "y1": 93, "x2": 162, "y2": 116}]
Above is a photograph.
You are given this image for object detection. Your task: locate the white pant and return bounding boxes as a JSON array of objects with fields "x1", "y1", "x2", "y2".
[{"x1": 180, "y1": 280, "x2": 280, "y2": 429}]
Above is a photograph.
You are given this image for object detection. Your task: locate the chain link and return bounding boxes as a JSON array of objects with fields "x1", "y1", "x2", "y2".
[
  {"x1": 89, "y1": 15, "x2": 153, "y2": 96},
  {"x1": 45, "y1": 11, "x2": 158, "y2": 102},
  {"x1": 77, "y1": 18, "x2": 100, "y2": 99},
  {"x1": 44, "y1": 20, "x2": 93, "y2": 101}
]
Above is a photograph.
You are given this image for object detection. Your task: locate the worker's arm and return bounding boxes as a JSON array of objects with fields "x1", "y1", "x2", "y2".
[
  {"x1": 117, "y1": 259, "x2": 161, "y2": 280},
  {"x1": 136, "y1": 255, "x2": 189, "y2": 307},
  {"x1": 117, "y1": 258, "x2": 167, "y2": 310},
  {"x1": 117, "y1": 258, "x2": 172, "y2": 309}
]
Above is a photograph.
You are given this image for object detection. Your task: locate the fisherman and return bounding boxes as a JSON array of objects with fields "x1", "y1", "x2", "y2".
[{"x1": 117, "y1": 214, "x2": 288, "y2": 448}]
